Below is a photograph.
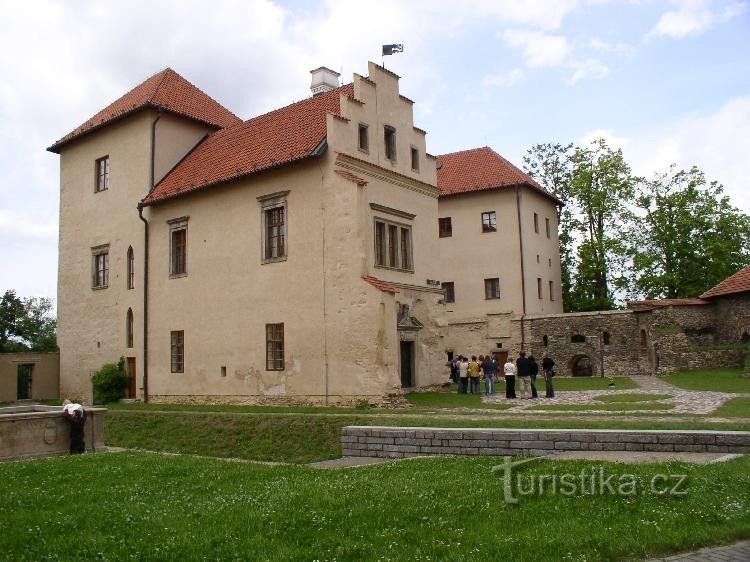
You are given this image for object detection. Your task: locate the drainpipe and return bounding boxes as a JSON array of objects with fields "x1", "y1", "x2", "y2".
[{"x1": 515, "y1": 185, "x2": 527, "y2": 351}]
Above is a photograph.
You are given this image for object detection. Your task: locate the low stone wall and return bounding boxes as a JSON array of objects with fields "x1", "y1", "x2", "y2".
[
  {"x1": 0, "y1": 405, "x2": 106, "y2": 461},
  {"x1": 342, "y1": 426, "x2": 750, "y2": 458}
]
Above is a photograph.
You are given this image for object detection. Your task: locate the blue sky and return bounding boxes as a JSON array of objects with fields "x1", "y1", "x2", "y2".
[{"x1": 1, "y1": 0, "x2": 748, "y2": 302}]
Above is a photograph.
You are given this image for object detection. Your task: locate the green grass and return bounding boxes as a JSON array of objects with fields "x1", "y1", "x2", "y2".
[
  {"x1": 1, "y1": 452, "x2": 749, "y2": 561},
  {"x1": 655, "y1": 324, "x2": 682, "y2": 334},
  {"x1": 688, "y1": 343, "x2": 746, "y2": 352},
  {"x1": 596, "y1": 393, "x2": 672, "y2": 403},
  {"x1": 106, "y1": 401, "x2": 385, "y2": 414},
  {"x1": 553, "y1": 376, "x2": 638, "y2": 390},
  {"x1": 712, "y1": 398, "x2": 750, "y2": 418},
  {"x1": 105, "y1": 411, "x2": 750, "y2": 463},
  {"x1": 663, "y1": 367, "x2": 750, "y2": 393},
  {"x1": 405, "y1": 389, "x2": 512, "y2": 409},
  {"x1": 528, "y1": 402, "x2": 675, "y2": 412}
]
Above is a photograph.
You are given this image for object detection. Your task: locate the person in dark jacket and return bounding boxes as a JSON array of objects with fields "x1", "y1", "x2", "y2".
[
  {"x1": 516, "y1": 351, "x2": 531, "y2": 399},
  {"x1": 542, "y1": 353, "x2": 555, "y2": 398},
  {"x1": 64, "y1": 406, "x2": 87, "y2": 454},
  {"x1": 528, "y1": 355, "x2": 539, "y2": 399}
]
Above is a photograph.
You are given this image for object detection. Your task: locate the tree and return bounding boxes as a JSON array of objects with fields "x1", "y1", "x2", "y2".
[
  {"x1": 524, "y1": 139, "x2": 635, "y2": 311},
  {"x1": 0, "y1": 290, "x2": 58, "y2": 352},
  {"x1": 631, "y1": 165, "x2": 750, "y2": 299}
]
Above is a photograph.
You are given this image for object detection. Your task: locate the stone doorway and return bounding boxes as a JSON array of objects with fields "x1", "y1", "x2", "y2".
[
  {"x1": 17, "y1": 364, "x2": 33, "y2": 400},
  {"x1": 400, "y1": 341, "x2": 414, "y2": 388},
  {"x1": 571, "y1": 355, "x2": 593, "y2": 377}
]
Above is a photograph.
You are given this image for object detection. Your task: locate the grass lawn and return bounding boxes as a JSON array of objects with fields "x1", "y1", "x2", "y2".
[
  {"x1": 553, "y1": 376, "x2": 638, "y2": 390},
  {"x1": 712, "y1": 398, "x2": 750, "y2": 418},
  {"x1": 663, "y1": 367, "x2": 750, "y2": 393},
  {"x1": 405, "y1": 389, "x2": 512, "y2": 409},
  {"x1": 596, "y1": 393, "x2": 672, "y2": 403},
  {"x1": 1, "y1": 452, "x2": 748, "y2": 561},
  {"x1": 528, "y1": 402, "x2": 675, "y2": 412}
]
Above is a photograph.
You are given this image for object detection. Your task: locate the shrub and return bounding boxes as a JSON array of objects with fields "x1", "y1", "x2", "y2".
[{"x1": 92, "y1": 358, "x2": 130, "y2": 404}]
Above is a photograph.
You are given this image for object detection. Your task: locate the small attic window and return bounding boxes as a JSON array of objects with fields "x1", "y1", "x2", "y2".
[
  {"x1": 384, "y1": 125, "x2": 396, "y2": 161},
  {"x1": 411, "y1": 146, "x2": 419, "y2": 171},
  {"x1": 358, "y1": 123, "x2": 369, "y2": 152}
]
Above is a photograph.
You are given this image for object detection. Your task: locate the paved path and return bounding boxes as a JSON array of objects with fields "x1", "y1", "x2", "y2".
[
  {"x1": 483, "y1": 376, "x2": 750, "y2": 414},
  {"x1": 646, "y1": 540, "x2": 750, "y2": 561}
]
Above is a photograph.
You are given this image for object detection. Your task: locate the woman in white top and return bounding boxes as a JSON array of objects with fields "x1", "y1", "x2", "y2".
[
  {"x1": 503, "y1": 359, "x2": 517, "y2": 399},
  {"x1": 458, "y1": 356, "x2": 469, "y2": 394}
]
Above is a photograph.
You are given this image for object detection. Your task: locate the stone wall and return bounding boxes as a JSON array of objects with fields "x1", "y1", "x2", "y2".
[
  {"x1": 712, "y1": 294, "x2": 750, "y2": 344},
  {"x1": 342, "y1": 426, "x2": 750, "y2": 458}
]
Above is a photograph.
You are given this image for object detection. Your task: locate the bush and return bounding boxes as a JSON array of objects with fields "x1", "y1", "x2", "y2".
[{"x1": 92, "y1": 358, "x2": 130, "y2": 404}]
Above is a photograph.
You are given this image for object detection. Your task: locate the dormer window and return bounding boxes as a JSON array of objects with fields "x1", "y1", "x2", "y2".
[
  {"x1": 358, "y1": 123, "x2": 369, "y2": 152},
  {"x1": 384, "y1": 125, "x2": 396, "y2": 161},
  {"x1": 95, "y1": 156, "x2": 109, "y2": 192}
]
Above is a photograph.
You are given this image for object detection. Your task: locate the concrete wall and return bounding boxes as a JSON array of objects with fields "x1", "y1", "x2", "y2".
[
  {"x1": 342, "y1": 426, "x2": 750, "y2": 458},
  {"x1": 0, "y1": 352, "x2": 60, "y2": 403}
]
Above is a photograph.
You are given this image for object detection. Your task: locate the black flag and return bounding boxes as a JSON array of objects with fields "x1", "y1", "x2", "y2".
[{"x1": 382, "y1": 44, "x2": 404, "y2": 56}]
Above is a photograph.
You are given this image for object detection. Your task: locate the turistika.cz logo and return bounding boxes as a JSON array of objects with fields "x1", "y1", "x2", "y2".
[{"x1": 492, "y1": 457, "x2": 689, "y2": 504}]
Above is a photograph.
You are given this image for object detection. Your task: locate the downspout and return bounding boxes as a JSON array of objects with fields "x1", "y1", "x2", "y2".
[
  {"x1": 515, "y1": 185, "x2": 527, "y2": 351},
  {"x1": 316, "y1": 156, "x2": 330, "y2": 405},
  {"x1": 137, "y1": 112, "x2": 161, "y2": 402}
]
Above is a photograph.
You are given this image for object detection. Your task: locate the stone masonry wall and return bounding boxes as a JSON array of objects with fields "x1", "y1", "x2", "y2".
[{"x1": 342, "y1": 426, "x2": 750, "y2": 458}]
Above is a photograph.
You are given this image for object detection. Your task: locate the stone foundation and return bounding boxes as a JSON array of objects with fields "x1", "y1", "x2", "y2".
[{"x1": 342, "y1": 426, "x2": 750, "y2": 458}]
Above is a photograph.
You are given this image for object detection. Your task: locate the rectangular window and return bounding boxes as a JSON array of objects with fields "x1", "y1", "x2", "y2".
[
  {"x1": 545, "y1": 217, "x2": 551, "y2": 238},
  {"x1": 442, "y1": 282, "x2": 455, "y2": 303},
  {"x1": 374, "y1": 219, "x2": 413, "y2": 271},
  {"x1": 549, "y1": 280, "x2": 555, "y2": 301},
  {"x1": 170, "y1": 330, "x2": 184, "y2": 373},
  {"x1": 537, "y1": 277, "x2": 543, "y2": 299},
  {"x1": 264, "y1": 206, "x2": 286, "y2": 260},
  {"x1": 484, "y1": 278, "x2": 500, "y2": 299},
  {"x1": 91, "y1": 246, "x2": 109, "y2": 288},
  {"x1": 410, "y1": 146, "x2": 419, "y2": 171},
  {"x1": 438, "y1": 217, "x2": 452, "y2": 238},
  {"x1": 534, "y1": 212, "x2": 539, "y2": 233},
  {"x1": 358, "y1": 123, "x2": 369, "y2": 152},
  {"x1": 384, "y1": 125, "x2": 396, "y2": 161},
  {"x1": 170, "y1": 226, "x2": 187, "y2": 276},
  {"x1": 266, "y1": 323, "x2": 284, "y2": 371},
  {"x1": 95, "y1": 156, "x2": 109, "y2": 192},
  {"x1": 481, "y1": 211, "x2": 497, "y2": 233}
]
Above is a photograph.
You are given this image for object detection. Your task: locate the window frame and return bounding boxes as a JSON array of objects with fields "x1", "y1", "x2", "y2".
[
  {"x1": 126, "y1": 308, "x2": 134, "y2": 348},
  {"x1": 258, "y1": 191, "x2": 289, "y2": 264},
  {"x1": 170, "y1": 330, "x2": 184, "y2": 373},
  {"x1": 384, "y1": 125, "x2": 396, "y2": 162},
  {"x1": 537, "y1": 277, "x2": 543, "y2": 299},
  {"x1": 168, "y1": 217, "x2": 188, "y2": 278},
  {"x1": 358, "y1": 123, "x2": 369, "y2": 153},
  {"x1": 410, "y1": 145, "x2": 419, "y2": 171},
  {"x1": 438, "y1": 217, "x2": 452, "y2": 238},
  {"x1": 91, "y1": 244, "x2": 109, "y2": 289},
  {"x1": 545, "y1": 217, "x2": 551, "y2": 238},
  {"x1": 373, "y1": 217, "x2": 413, "y2": 272},
  {"x1": 127, "y1": 246, "x2": 134, "y2": 289},
  {"x1": 442, "y1": 281, "x2": 455, "y2": 303},
  {"x1": 481, "y1": 211, "x2": 497, "y2": 233},
  {"x1": 95, "y1": 156, "x2": 110, "y2": 193},
  {"x1": 484, "y1": 277, "x2": 501, "y2": 300},
  {"x1": 534, "y1": 212, "x2": 539, "y2": 234},
  {"x1": 266, "y1": 323, "x2": 285, "y2": 371},
  {"x1": 549, "y1": 280, "x2": 554, "y2": 301}
]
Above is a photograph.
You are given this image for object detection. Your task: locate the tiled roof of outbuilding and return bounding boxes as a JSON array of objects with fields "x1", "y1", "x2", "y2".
[
  {"x1": 48, "y1": 68, "x2": 241, "y2": 153},
  {"x1": 143, "y1": 83, "x2": 354, "y2": 206},
  {"x1": 700, "y1": 266, "x2": 750, "y2": 299},
  {"x1": 436, "y1": 147, "x2": 562, "y2": 204}
]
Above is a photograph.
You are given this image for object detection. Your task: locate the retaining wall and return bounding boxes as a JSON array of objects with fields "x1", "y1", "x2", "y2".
[{"x1": 342, "y1": 426, "x2": 750, "y2": 458}]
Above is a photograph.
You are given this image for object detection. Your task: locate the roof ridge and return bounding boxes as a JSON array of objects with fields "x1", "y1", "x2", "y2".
[
  {"x1": 436, "y1": 146, "x2": 492, "y2": 159},
  {"x1": 244, "y1": 83, "x2": 353, "y2": 124},
  {"x1": 149, "y1": 68, "x2": 174, "y2": 104}
]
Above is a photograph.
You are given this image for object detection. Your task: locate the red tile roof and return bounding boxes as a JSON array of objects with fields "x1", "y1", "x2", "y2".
[
  {"x1": 48, "y1": 68, "x2": 241, "y2": 153},
  {"x1": 627, "y1": 298, "x2": 710, "y2": 311},
  {"x1": 335, "y1": 169, "x2": 368, "y2": 186},
  {"x1": 436, "y1": 147, "x2": 562, "y2": 204},
  {"x1": 143, "y1": 83, "x2": 354, "y2": 206},
  {"x1": 362, "y1": 275, "x2": 397, "y2": 294},
  {"x1": 700, "y1": 266, "x2": 750, "y2": 299}
]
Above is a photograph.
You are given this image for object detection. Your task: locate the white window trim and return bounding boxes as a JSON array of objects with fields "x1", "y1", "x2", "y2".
[
  {"x1": 373, "y1": 216, "x2": 414, "y2": 273},
  {"x1": 91, "y1": 244, "x2": 109, "y2": 290},
  {"x1": 168, "y1": 216, "x2": 189, "y2": 278},
  {"x1": 258, "y1": 190, "x2": 289, "y2": 265}
]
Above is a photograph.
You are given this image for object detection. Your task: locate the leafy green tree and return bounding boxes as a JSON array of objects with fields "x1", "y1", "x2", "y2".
[
  {"x1": 0, "y1": 290, "x2": 58, "y2": 352},
  {"x1": 631, "y1": 165, "x2": 750, "y2": 298},
  {"x1": 92, "y1": 358, "x2": 130, "y2": 404}
]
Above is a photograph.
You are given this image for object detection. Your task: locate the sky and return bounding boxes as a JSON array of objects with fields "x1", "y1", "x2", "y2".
[{"x1": 1, "y1": 0, "x2": 748, "y2": 303}]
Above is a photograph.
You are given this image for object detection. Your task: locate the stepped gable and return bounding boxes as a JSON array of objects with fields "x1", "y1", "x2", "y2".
[
  {"x1": 143, "y1": 83, "x2": 355, "y2": 206},
  {"x1": 700, "y1": 266, "x2": 750, "y2": 299},
  {"x1": 436, "y1": 146, "x2": 562, "y2": 204},
  {"x1": 48, "y1": 68, "x2": 241, "y2": 153}
]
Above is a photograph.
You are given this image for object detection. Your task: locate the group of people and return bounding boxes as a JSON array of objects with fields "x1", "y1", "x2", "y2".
[{"x1": 449, "y1": 352, "x2": 556, "y2": 399}]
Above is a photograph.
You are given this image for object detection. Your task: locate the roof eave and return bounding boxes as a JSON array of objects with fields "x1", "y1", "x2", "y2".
[{"x1": 439, "y1": 182, "x2": 563, "y2": 205}]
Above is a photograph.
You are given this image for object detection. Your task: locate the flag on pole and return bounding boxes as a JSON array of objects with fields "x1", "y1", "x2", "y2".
[{"x1": 382, "y1": 44, "x2": 404, "y2": 56}]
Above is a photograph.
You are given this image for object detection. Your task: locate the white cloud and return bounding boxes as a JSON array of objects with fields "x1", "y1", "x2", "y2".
[
  {"x1": 502, "y1": 29, "x2": 571, "y2": 67},
  {"x1": 482, "y1": 68, "x2": 524, "y2": 87},
  {"x1": 649, "y1": 0, "x2": 747, "y2": 39},
  {"x1": 0, "y1": 210, "x2": 57, "y2": 241},
  {"x1": 580, "y1": 129, "x2": 631, "y2": 150},
  {"x1": 588, "y1": 37, "x2": 634, "y2": 55},
  {"x1": 567, "y1": 58, "x2": 609, "y2": 84}
]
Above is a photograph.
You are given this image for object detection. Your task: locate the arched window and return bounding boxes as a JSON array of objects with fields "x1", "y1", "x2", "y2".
[
  {"x1": 603, "y1": 331, "x2": 611, "y2": 345},
  {"x1": 542, "y1": 335, "x2": 549, "y2": 347},
  {"x1": 126, "y1": 308, "x2": 134, "y2": 348},
  {"x1": 571, "y1": 334, "x2": 586, "y2": 343},
  {"x1": 127, "y1": 246, "x2": 135, "y2": 289}
]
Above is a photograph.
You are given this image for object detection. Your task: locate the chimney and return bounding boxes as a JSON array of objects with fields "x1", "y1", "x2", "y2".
[{"x1": 310, "y1": 67, "x2": 340, "y2": 96}]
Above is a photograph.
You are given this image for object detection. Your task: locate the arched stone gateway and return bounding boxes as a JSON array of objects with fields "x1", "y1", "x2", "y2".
[{"x1": 570, "y1": 354, "x2": 593, "y2": 377}]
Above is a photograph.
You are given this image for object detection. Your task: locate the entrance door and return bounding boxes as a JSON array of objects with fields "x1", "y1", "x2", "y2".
[
  {"x1": 400, "y1": 341, "x2": 414, "y2": 388},
  {"x1": 126, "y1": 357, "x2": 137, "y2": 399},
  {"x1": 492, "y1": 351, "x2": 508, "y2": 366},
  {"x1": 17, "y1": 364, "x2": 33, "y2": 400}
]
